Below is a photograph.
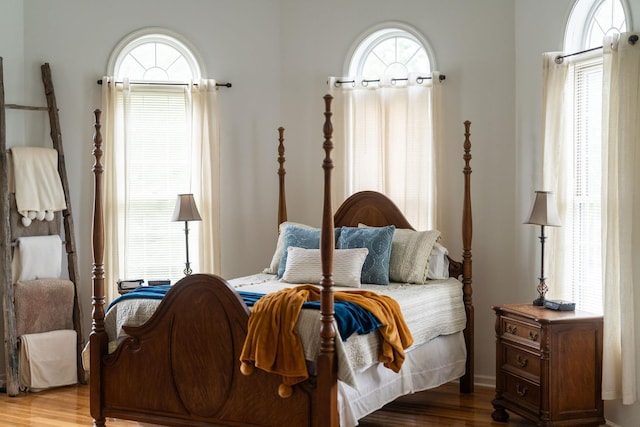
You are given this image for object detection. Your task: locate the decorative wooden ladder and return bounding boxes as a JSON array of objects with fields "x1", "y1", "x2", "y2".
[{"x1": 0, "y1": 57, "x2": 84, "y2": 396}]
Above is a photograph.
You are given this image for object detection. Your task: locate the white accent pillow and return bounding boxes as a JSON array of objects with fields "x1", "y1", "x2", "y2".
[
  {"x1": 281, "y1": 247, "x2": 369, "y2": 288},
  {"x1": 428, "y1": 241, "x2": 450, "y2": 279},
  {"x1": 263, "y1": 222, "x2": 314, "y2": 274}
]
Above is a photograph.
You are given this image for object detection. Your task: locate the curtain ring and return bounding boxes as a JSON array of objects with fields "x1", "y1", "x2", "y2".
[
  {"x1": 629, "y1": 34, "x2": 638, "y2": 45},
  {"x1": 416, "y1": 76, "x2": 424, "y2": 84},
  {"x1": 361, "y1": 80, "x2": 368, "y2": 87},
  {"x1": 554, "y1": 55, "x2": 564, "y2": 64}
]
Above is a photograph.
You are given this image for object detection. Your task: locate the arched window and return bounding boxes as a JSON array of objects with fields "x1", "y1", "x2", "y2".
[
  {"x1": 348, "y1": 27, "x2": 432, "y2": 79},
  {"x1": 102, "y1": 29, "x2": 216, "y2": 297},
  {"x1": 552, "y1": 0, "x2": 629, "y2": 313},
  {"x1": 331, "y1": 24, "x2": 440, "y2": 231},
  {"x1": 565, "y1": 0, "x2": 628, "y2": 51},
  {"x1": 111, "y1": 31, "x2": 202, "y2": 82}
]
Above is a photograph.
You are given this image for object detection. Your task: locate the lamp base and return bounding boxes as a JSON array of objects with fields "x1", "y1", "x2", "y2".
[{"x1": 533, "y1": 296, "x2": 546, "y2": 306}]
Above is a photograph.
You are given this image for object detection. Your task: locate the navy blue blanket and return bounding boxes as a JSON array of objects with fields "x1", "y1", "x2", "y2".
[{"x1": 108, "y1": 285, "x2": 381, "y2": 341}]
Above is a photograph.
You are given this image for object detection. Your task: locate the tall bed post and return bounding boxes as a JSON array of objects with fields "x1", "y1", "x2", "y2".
[
  {"x1": 460, "y1": 120, "x2": 474, "y2": 393},
  {"x1": 277, "y1": 127, "x2": 287, "y2": 226},
  {"x1": 90, "y1": 109, "x2": 107, "y2": 427},
  {"x1": 317, "y1": 94, "x2": 338, "y2": 427}
]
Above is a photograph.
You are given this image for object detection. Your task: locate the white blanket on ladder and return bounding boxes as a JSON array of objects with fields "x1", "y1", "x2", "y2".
[
  {"x1": 19, "y1": 329, "x2": 77, "y2": 391},
  {"x1": 10, "y1": 146, "x2": 67, "y2": 226}
]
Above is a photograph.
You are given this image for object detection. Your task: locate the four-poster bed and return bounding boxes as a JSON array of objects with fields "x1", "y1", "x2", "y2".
[{"x1": 89, "y1": 94, "x2": 474, "y2": 427}]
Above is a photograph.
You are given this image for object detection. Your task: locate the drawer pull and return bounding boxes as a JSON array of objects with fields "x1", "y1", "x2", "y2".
[
  {"x1": 506, "y1": 324, "x2": 517, "y2": 334},
  {"x1": 528, "y1": 331, "x2": 539, "y2": 342},
  {"x1": 516, "y1": 354, "x2": 528, "y2": 368},
  {"x1": 516, "y1": 384, "x2": 528, "y2": 397}
]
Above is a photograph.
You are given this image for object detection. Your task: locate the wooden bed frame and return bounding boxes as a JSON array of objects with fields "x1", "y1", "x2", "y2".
[{"x1": 89, "y1": 95, "x2": 473, "y2": 427}]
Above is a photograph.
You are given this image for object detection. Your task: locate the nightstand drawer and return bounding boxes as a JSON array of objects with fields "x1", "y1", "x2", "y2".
[
  {"x1": 502, "y1": 343, "x2": 540, "y2": 379},
  {"x1": 502, "y1": 373, "x2": 540, "y2": 411},
  {"x1": 499, "y1": 316, "x2": 541, "y2": 349}
]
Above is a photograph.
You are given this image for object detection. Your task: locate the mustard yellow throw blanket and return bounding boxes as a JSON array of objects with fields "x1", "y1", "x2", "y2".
[{"x1": 240, "y1": 284, "x2": 414, "y2": 387}]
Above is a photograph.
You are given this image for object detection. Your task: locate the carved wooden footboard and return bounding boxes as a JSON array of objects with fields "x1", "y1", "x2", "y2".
[{"x1": 97, "y1": 274, "x2": 317, "y2": 426}]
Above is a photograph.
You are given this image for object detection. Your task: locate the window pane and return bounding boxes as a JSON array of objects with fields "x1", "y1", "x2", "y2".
[
  {"x1": 571, "y1": 60, "x2": 603, "y2": 314},
  {"x1": 118, "y1": 89, "x2": 196, "y2": 283}
]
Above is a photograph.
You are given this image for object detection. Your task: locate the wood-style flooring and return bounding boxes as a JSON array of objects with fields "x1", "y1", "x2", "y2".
[{"x1": 0, "y1": 382, "x2": 535, "y2": 426}]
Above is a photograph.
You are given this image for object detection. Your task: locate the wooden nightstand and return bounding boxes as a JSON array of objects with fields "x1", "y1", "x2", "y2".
[{"x1": 491, "y1": 304, "x2": 604, "y2": 426}]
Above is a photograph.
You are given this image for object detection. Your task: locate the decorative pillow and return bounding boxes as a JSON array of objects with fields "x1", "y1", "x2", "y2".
[
  {"x1": 386, "y1": 228, "x2": 441, "y2": 284},
  {"x1": 281, "y1": 247, "x2": 369, "y2": 287},
  {"x1": 337, "y1": 225, "x2": 395, "y2": 285},
  {"x1": 263, "y1": 222, "x2": 313, "y2": 274},
  {"x1": 428, "y1": 241, "x2": 450, "y2": 279},
  {"x1": 276, "y1": 225, "x2": 341, "y2": 278}
]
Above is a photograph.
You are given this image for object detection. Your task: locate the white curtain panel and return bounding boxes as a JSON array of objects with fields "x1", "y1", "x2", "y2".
[
  {"x1": 329, "y1": 73, "x2": 440, "y2": 231},
  {"x1": 601, "y1": 32, "x2": 640, "y2": 404},
  {"x1": 188, "y1": 80, "x2": 221, "y2": 275},
  {"x1": 101, "y1": 76, "x2": 126, "y2": 304},
  {"x1": 540, "y1": 52, "x2": 573, "y2": 302}
]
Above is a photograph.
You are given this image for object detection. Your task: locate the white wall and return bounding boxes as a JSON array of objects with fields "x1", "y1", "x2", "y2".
[{"x1": 4, "y1": 1, "x2": 639, "y2": 425}]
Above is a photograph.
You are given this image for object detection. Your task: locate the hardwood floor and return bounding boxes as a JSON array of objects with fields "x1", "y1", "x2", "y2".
[{"x1": 0, "y1": 382, "x2": 534, "y2": 426}]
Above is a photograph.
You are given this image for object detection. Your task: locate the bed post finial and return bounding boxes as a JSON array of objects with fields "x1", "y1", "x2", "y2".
[
  {"x1": 277, "y1": 127, "x2": 287, "y2": 226},
  {"x1": 318, "y1": 94, "x2": 339, "y2": 427}
]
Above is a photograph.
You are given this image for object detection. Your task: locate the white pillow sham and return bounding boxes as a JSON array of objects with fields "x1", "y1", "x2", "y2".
[
  {"x1": 281, "y1": 247, "x2": 369, "y2": 288},
  {"x1": 427, "y1": 241, "x2": 450, "y2": 279}
]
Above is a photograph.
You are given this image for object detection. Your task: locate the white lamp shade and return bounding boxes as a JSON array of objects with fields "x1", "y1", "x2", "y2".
[
  {"x1": 171, "y1": 194, "x2": 202, "y2": 222},
  {"x1": 525, "y1": 191, "x2": 561, "y2": 227}
]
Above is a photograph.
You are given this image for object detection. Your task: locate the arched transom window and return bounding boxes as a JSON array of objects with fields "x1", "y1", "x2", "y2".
[{"x1": 348, "y1": 27, "x2": 432, "y2": 79}]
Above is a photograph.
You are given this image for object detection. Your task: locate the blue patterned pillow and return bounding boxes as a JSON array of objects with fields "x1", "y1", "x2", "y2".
[
  {"x1": 337, "y1": 225, "x2": 395, "y2": 285},
  {"x1": 277, "y1": 225, "x2": 341, "y2": 278}
]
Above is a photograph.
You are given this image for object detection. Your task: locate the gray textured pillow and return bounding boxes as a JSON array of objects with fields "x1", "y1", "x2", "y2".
[{"x1": 388, "y1": 228, "x2": 441, "y2": 284}]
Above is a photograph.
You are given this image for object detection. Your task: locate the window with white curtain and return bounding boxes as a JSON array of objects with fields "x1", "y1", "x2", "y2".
[
  {"x1": 562, "y1": 0, "x2": 627, "y2": 313},
  {"x1": 330, "y1": 24, "x2": 440, "y2": 231},
  {"x1": 112, "y1": 33, "x2": 201, "y2": 283}
]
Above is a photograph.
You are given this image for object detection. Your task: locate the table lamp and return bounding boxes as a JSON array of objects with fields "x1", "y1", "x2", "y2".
[
  {"x1": 171, "y1": 193, "x2": 201, "y2": 275},
  {"x1": 525, "y1": 190, "x2": 561, "y2": 306}
]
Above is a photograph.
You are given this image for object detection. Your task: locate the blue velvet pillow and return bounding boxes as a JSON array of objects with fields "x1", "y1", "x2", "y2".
[
  {"x1": 337, "y1": 225, "x2": 395, "y2": 285},
  {"x1": 277, "y1": 225, "x2": 341, "y2": 278}
]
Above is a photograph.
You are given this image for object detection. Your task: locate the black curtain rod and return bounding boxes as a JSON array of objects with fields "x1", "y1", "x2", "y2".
[
  {"x1": 555, "y1": 34, "x2": 638, "y2": 64},
  {"x1": 96, "y1": 79, "x2": 232, "y2": 88},
  {"x1": 334, "y1": 74, "x2": 446, "y2": 87}
]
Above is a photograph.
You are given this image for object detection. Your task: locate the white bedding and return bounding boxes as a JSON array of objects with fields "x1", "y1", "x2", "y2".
[{"x1": 91, "y1": 273, "x2": 467, "y2": 426}]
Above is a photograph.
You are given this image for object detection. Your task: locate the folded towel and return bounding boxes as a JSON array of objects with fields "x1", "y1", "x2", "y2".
[
  {"x1": 19, "y1": 329, "x2": 77, "y2": 391},
  {"x1": 11, "y1": 235, "x2": 63, "y2": 283},
  {"x1": 10, "y1": 147, "x2": 66, "y2": 227},
  {"x1": 14, "y1": 279, "x2": 74, "y2": 336}
]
